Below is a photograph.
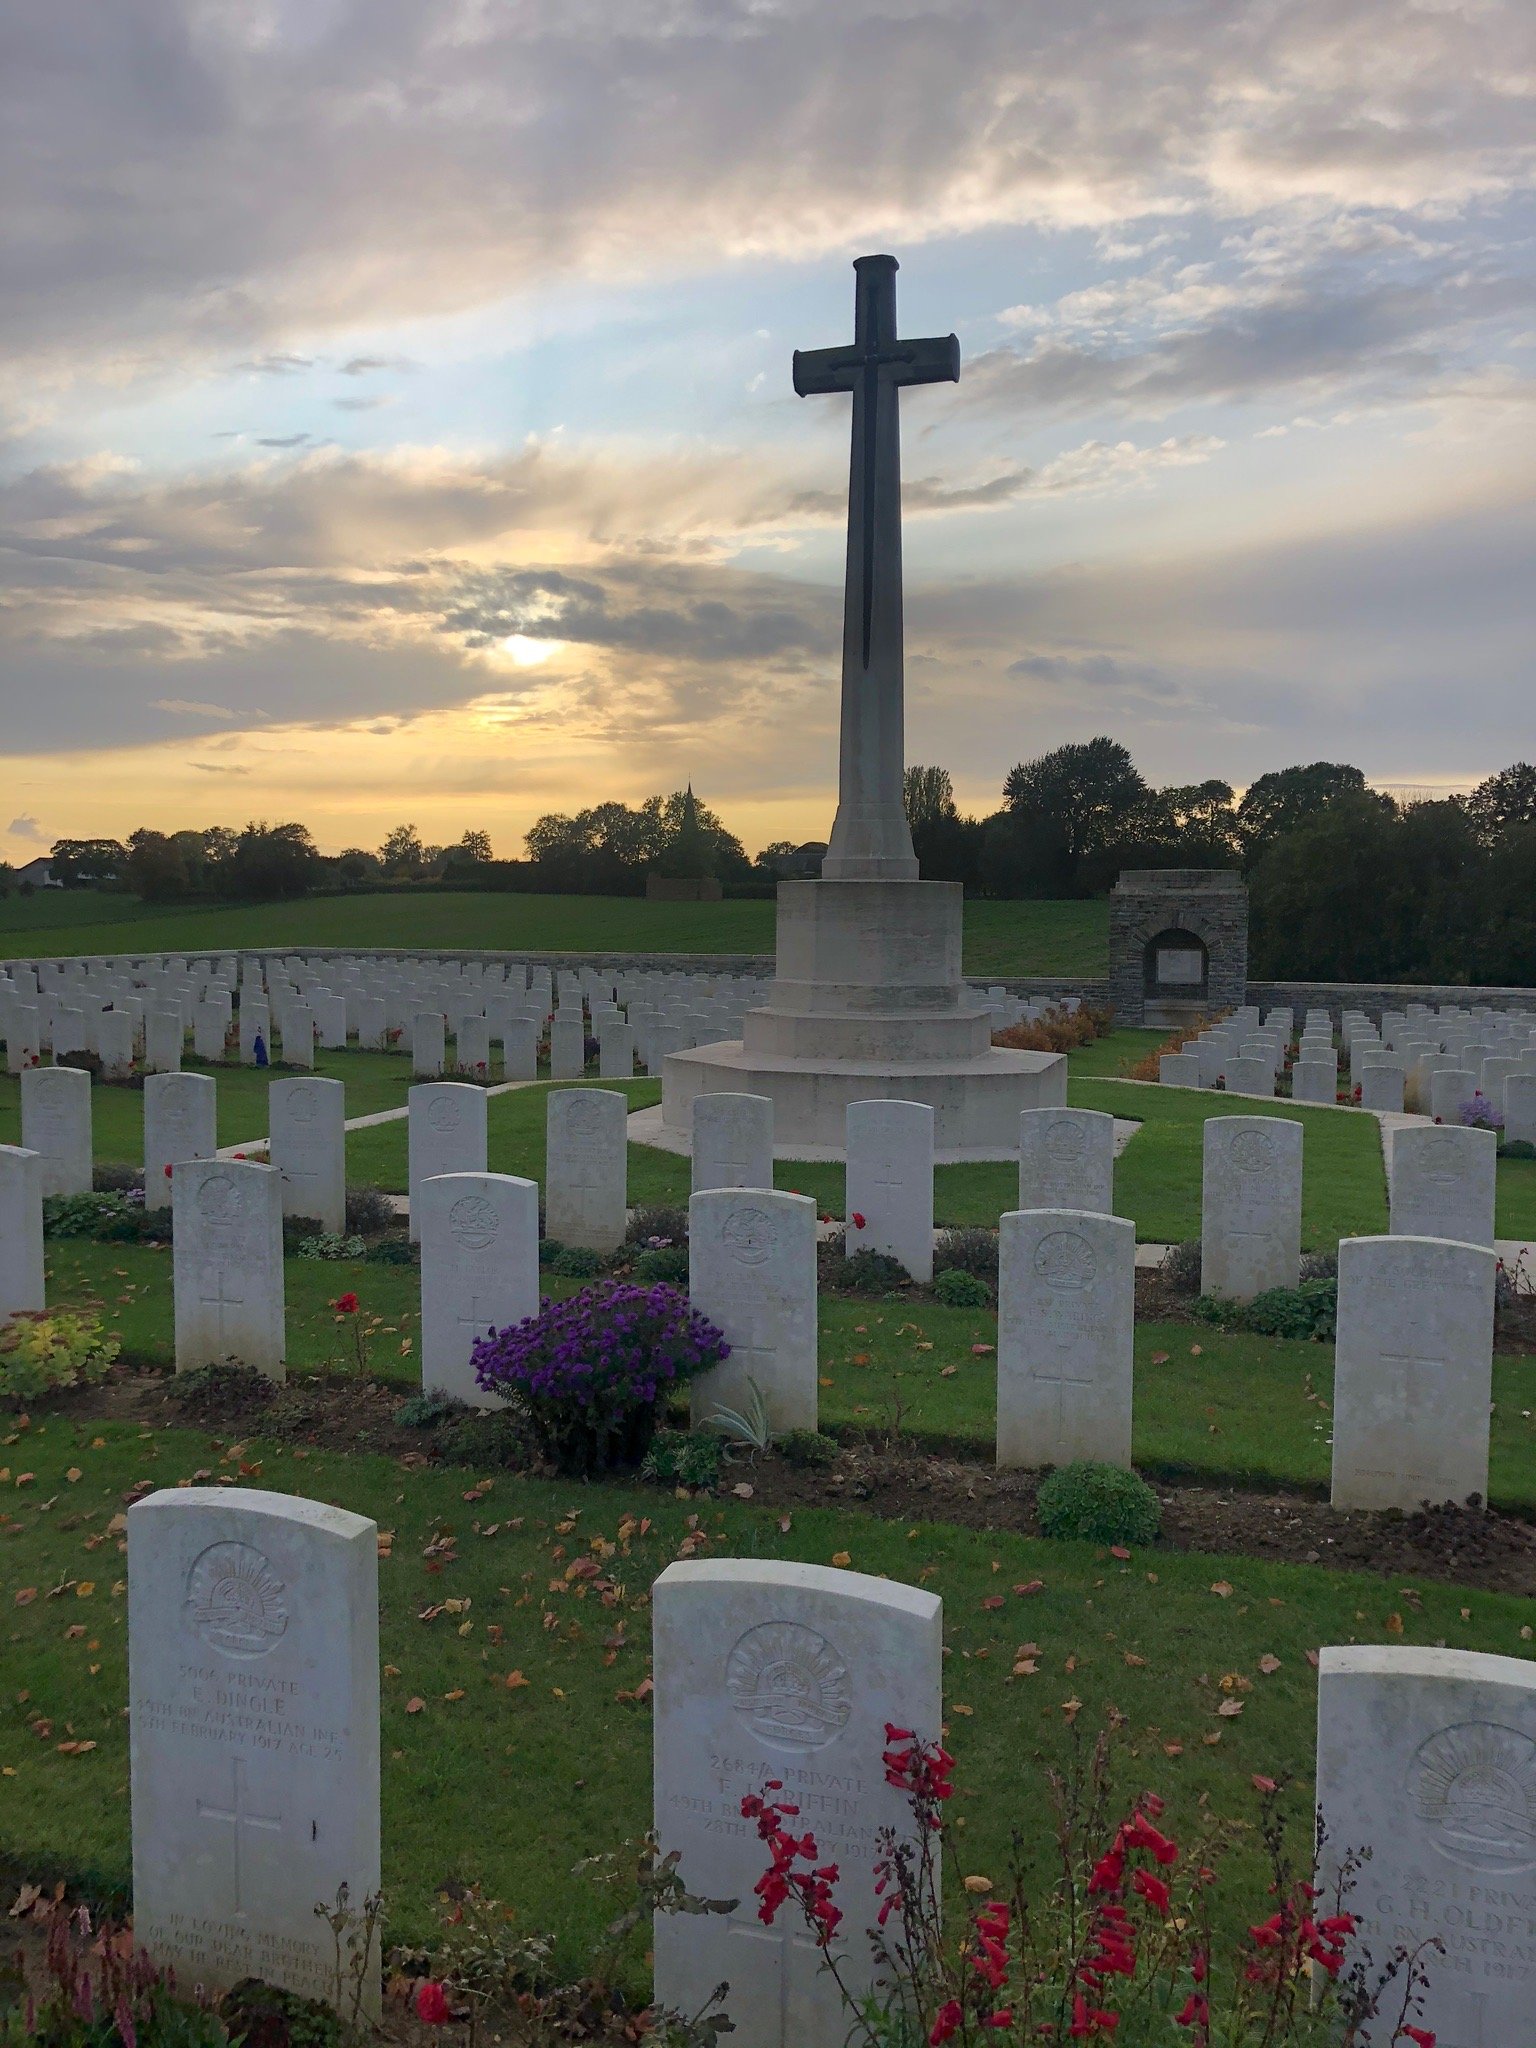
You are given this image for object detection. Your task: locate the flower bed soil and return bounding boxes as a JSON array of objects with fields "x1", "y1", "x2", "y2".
[{"x1": 35, "y1": 1366, "x2": 1536, "y2": 1597}]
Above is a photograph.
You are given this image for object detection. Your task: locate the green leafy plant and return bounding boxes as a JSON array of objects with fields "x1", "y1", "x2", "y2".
[
  {"x1": 0, "y1": 1310, "x2": 119, "y2": 1403},
  {"x1": 1157, "y1": 1239, "x2": 1203, "y2": 1295},
  {"x1": 1503, "y1": 1138, "x2": 1536, "y2": 1160},
  {"x1": 626, "y1": 1203, "x2": 689, "y2": 1247},
  {"x1": 841, "y1": 1247, "x2": 910, "y2": 1293},
  {"x1": 550, "y1": 1244, "x2": 604, "y2": 1278},
  {"x1": 1036, "y1": 1461, "x2": 1162, "y2": 1546},
  {"x1": 363, "y1": 1232, "x2": 416, "y2": 1266},
  {"x1": 42, "y1": 1191, "x2": 158, "y2": 1244},
  {"x1": 706, "y1": 1375, "x2": 772, "y2": 1453},
  {"x1": 219, "y1": 1977, "x2": 341, "y2": 2048},
  {"x1": 1192, "y1": 1280, "x2": 1337, "y2": 1343},
  {"x1": 933, "y1": 1265, "x2": 992, "y2": 1307},
  {"x1": 295, "y1": 1231, "x2": 368, "y2": 1261},
  {"x1": 538, "y1": 1235, "x2": 566, "y2": 1267},
  {"x1": 778, "y1": 1427, "x2": 839, "y2": 1470},
  {"x1": 395, "y1": 1391, "x2": 468, "y2": 1429},
  {"x1": 344, "y1": 1183, "x2": 398, "y2": 1234},
  {"x1": 643, "y1": 1427, "x2": 725, "y2": 1489},
  {"x1": 633, "y1": 1244, "x2": 690, "y2": 1283}
]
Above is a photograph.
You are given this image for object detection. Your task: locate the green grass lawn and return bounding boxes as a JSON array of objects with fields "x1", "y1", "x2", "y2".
[
  {"x1": 40, "y1": 1242, "x2": 1536, "y2": 1508},
  {"x1": 0, "y1": 891, "x2": 1109, "y2": 977},
  {"x1": 0, "y1": 1047, "x2": 420, "y2": 1158},
  {"x1": 2, "y1": 1416, "x2": 1529, "y2": 1973}
]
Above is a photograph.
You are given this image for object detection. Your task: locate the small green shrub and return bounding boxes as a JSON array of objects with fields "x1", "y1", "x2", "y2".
[
  {"x1": 296, "y1": 1231, "x2": 368, "y2": 1261},
  {"x1": 933, "y1": 1265, "x2": 992, "y2": 1307},
  {"x1": 1036, "y1": 1462, "x2": 1162, "y2": 1547},
  {"x1": 345, "y1": 1183, "x2": 399, "y2": 1234},
  {"x1": 626, "y1": 1203, "x2": 689, "y2": 1247},
  {"x1": 1503, "y1": 1138, "x2": 1536, "y2": 1160},
  {"x1": 643, "y1": 1427, "x2": 724, "y2": 1489},
  {"x1": 364, "y1": 1232, "x2": 417, "y2": 1266},
  {"x1": 281, "y1": 1214, "x2": 325, "y2": 1255},
  {"x1": 92, "y1": 1162, "x2": 144, "y2": 1195},
  {"x1": 167, "y1": 1361, "x2": 274, "y2": 1419},
  {"x1": 395, "y1": 1391, "x2": 467, "y2": 1429},
  {"x1": 539, "y1": 1236, "x2": 566, "y2": 1267},
  {"x1": 221, "y1": 1978, "x2": 342, "y2": 2048},
  {"x1": 633, "y1": 1245, "x2": 690, "y2": 1283},
  {"x1": 841, "y1": 1248, "x2": 910, "y2": 1293},
  {"x1": 1299, "y1": 1249, "x2": 1339, "y2": 1283},
  {"x1": 0, "y1": 1310, "x2": 120, "y2": 1403},
  {"x1": 778, "y1": 1427, "x2": 839, "y2": 1470},
  {"x1": 550, "y1": 1245, "x2": 604, "y2": 1278},
  {"x1": 438, "y1": 1408, "x2": 538, "y2": 1470},
  {"x1": 933, "y1": 1226, "x2": 999, "y2": 1282},
  {"x1": 43, "y1": 1190, "x2": 160, "y2": 1243},
  {"x1": 1192, "y1": 1278, "x2": 1337, "y2": 1342}
]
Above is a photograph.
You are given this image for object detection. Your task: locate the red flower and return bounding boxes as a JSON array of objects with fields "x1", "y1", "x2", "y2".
[
  {"x1": 850, "y1": 1211, "x2": 867, "y2": 1230},
  {"x1": 929, "y1": 2001, "x2": 963, "y2": 2045},
  {"x1": 1396, "y1": 2029, "x2": 1435, "y2": 2047},
  {"x1": 232, "y1": 1151, "x2": 245, "y2": 1160},
  {"x1": 415, "y1": 1980, "x2": 451, "y2": 2025},
  {"x1": 1132, "y1": 1869, "x2": 1170, "y2": 1915},
  {"x1": 335, "y1": 1291, "x2": 360, "y2": 1314},
  {"x1": 1176, "y1": 1991, "x2": 1208, "y2": 2030}
]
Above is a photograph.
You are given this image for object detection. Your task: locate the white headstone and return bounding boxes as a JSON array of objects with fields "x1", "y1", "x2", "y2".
[
  {"x1": 1291, "y1": 1059, "x2": 1336, "y2": 1104},
  {"x1": 173, "y1": 1159, "x2": 285, "y2": 1378},
  {"x1": 239, "y1": 999, "x2": 271, "y2": 1064},
  {"x1": 419, "y1": 1171, "x2": 539, "y2": 1409},
  {"x1": 501, "y1": 1020, "x2": 538, "y2": 1082},
  {"x1": 1201, "y1": 1116, "x2": 1302, "y2": 1300},
  {"x1": 1331, "y1": 1234, "x2": 1495, "y2": 1511},
  {"x1": 454, "y1": 1014, "x2": 491, "y2": 1079},
  {"x1": 653, "y1": 1559, "x2": 941, "y2": 2048},
  {"x1": 1225, "y1": 1055, "x2": 1274, "y2": 1098},
  {"x1": 406, "y1": 1083, "x2": 488, "y2": 1242},
  {"x1": 598, "y1": 1019, "x2": 635, "y2": 1079},
  {"x1": 846, "y1": 1098, "x2": 933, "y2": 1282},
  {"x1": 98, "y1": 1009, "x2": 135, "y2": 1080},
  {"x1": 692, "y1": 1092, "x2": 774, "y2": 1193},
  {"x1": 1018, "y1": 1107, "x2": 1114, "y2": 1215},
  {"x1": 144, "y1": 1071, "x2": 218, "y2": 1212},
  {"x1": 5, "y1": 1003, "x2": 41, "y2": 1074},
  {"x1": 1159, "y1": 1052, "x2": 1201, "y2": 1088},
  {"x1": 1390, "y1": 1124, "x2": 1496, "y2": 1249},
  {"x1": 1428, "y1": 1066, "x2": 1475, "y2": 1124},
  {"x1": 1504, "y1": 1070, "x2": 1536, "y2": 1148},
  {"x1": 144, "y1": 1008, "x2": 184, "y2": 1074},
  {"x1": 550, "y1": 1015, "x2": 586, "y2": 1081},
  {"x1": 20, "y1": 1063, "x2": 92, "y2": 1198},
  {"x1": 270, "y1": 1076, "x2": 346, "y2": 1234},
  {"x1": 997, "y1": 1208, "x2": 1133, "y2": 1470},
  {"x1": 1316, "y1": 1645, "x2": 1536, "y2": 2048},
  {"x1": 1359, "y1": 1063, "x2": 1405, "y2": 1113},
  {"x1": 411, "y1": 1011, "x2": 446, "y2": 1078},
  {"x1": 545, "y1": 1088, "x2": 627, "y2": 1249},
  {"x1": 128, "y1": 1488, "x2": 380, "y2": 2013},
  {"x1": 688, "y1": 1188, "x2": 818, "y2": 1433},
  {"x1": 0, "y1": 1145, "x2": 45, "y2": 1322},
  {"x1": 354, "y1": 995, "x2": 386, "y2": 1051}
]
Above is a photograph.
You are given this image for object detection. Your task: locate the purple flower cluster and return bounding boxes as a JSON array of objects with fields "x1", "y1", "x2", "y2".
[
  {"x1": 472, "y1": 1280, "x2": 729, "y2": 1453},
  {"x1": 1460, "y1": 1092, "x2": 1505, "y2": 1130}
]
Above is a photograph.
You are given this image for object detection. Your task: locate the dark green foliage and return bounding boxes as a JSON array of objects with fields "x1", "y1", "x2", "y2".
[
  {"x1": 1036, "y1": 1462, "x2": 1162, "y2": 1546},
  {"x1": 841, "y1": 1248, "x2": 911, "y2": 1293},
  {"x1": 1192, "y1": 1279, "x2": 1337, "y2": 1343},
  {"x1": 1504, "y1": 1139, "x2": 1536, "y2": 1161},
  {"x1": 281, "y1": 1214, "x2": 325, "y2": 1255},
  {"x1": 165, "y1": 1362, "x2": 274, "y2": 1420},
  {"x1": 626, "y1": 1203, "x2": 689, "y2": 1247},
  {"x1": 394, "y1": 1392, "x2": 468, "y2": 1429},
  {"x1": 933, "y1": 1265, "x2": 993, "y2": 1307},
  {"x1": 92, "y1": 1162, "x2": 144, "y2": 1194},
  {"x1": 364, "y1": 1232, "x2": 417, "y2": 1265},
  {"x1": 344, "y1": 1183, "x2": 399, "y2": 1234},
  {"x1": 643, "y1": 1427, "x2": 724, "y2": 1489},
  {"x1": 633, "y1": 1245, "x2": 690, "y2": 1283},
  {"x1": 933, "y1": 1226, "x2": 999, "y2": 1282},
  {"x1": 1298, "y1": 1249, "x2": 1339, "y2": 1283},
  {"x1": 43, "y1": 1191, "x2": 162, "y2": 1243},
  {"x1": 539, "y1": 1237, "x2": 566, "y2": 1267},
  {"x1": 220, "y1": 1977, "x2": 342, "y2": 2048},
  {"x1": 438, "y1": 1409, "x2": 538, "y2": 1469},
  {"x1": 778, "y1": 1428, "x2": 839, "y2": 1470},
  {"x1": 550, "y1": 1245, "x2": 604, "y2": 1278}
]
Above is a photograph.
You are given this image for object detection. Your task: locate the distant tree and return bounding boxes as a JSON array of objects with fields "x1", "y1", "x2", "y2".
[
  {"x1": 903, "y1": 765, "x2": 956, "y2": 833},
  {"x1": 49, "y1": 838, "x2": 126, "y2": 887},
  {"x1": 222, "y1": 821, "x2": 320, "y2": 901},
  {"x1": 378, "y1": 823, "x2": 426, "y2": 877},
  {"x1": 1235, "y1": 761, "x2": 1379, "y2": 866},
  {"x1": 645, "y1": 788, "x2": 750, "y2": 882},
  {"x1": 903, "y1": 764, "x2": 984, "y2": 888},
  {"x1": 331, "y1": 847, "x2": 383, "y2": 885},
  {"x1": 0, "y1": 861, "x2": 15, "y2": 897},
  {"x1": 651, "y1": 786, "x2": 715, "y2": 880},
  {"x1": 997, "y1": 737, "x2": 1148, "y2": 894},
  {"x1": 1156, "y1": 781, "x2": 1240, "y2": 866},
  {"x1": 1464, "y1": 762, "x2": 1536, "y2": 847},
  {"x1": 124, "y1": 829, "x2": 189, "y2": 903},
  {"x1": 456, "y1": 828, "x2": 494, "y2": 863},
  {"x1": 754, "y1": 840, "x2": 798, "y2": 875}
]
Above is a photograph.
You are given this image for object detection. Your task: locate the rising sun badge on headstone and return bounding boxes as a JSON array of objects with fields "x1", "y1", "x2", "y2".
[
  {"x1": 1409, "y1": 1720, "x2": 1536, "y2": 1873},
  {"x1": 726, "y1": 1622, "x2": 853, "y2": 1751},
  {"x1": 185, "y1": 1541, "x2": 290, "y2": 1658}
]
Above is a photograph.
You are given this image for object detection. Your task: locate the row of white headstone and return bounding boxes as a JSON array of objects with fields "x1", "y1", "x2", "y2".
[
  {"x1": 125, "y1": 1484, "x2": 1533, "y2": 2047},
  {"x1": 1161, "y1": 998, "x2": 1536, "y2": 1130},
  {"x1": 0, "y1": 1084, "x2": 1508, "y2": 1507}
]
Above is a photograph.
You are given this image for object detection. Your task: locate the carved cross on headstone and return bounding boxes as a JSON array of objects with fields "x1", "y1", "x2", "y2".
[
  {"x1": 794, "y1": 255, "x2": 959, "y2": 882},
  {"x1": 196, "y1": 1756, "x2": 282, "y2": 1916},
  {"x1": 1031, "y1": 1359, "x2": 1096, "y2": 1440},
  {"x1": 729, "y1": 1912, "x2": 826, "y2": 2048},
  {"x1": 199, "y1": 1270, "x2": 246, "y2": 1348}
]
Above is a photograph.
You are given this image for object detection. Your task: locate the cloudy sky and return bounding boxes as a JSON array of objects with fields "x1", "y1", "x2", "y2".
[{"x1": 2, "y1": 0, "x2": 1532, "y2": 862}]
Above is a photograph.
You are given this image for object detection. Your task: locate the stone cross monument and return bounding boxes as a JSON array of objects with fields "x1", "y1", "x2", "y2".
[
  {"x1": 793, "y1": 255, "x2": 959, "y2": 881},
  {"x1": 658, "y1": 254, "x2": 1067, "y2": 1158}
]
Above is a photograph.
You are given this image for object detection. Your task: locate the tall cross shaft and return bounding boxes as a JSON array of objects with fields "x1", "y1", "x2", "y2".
[{"x1": 794, "y1": 255, "x2": 959, "y2": 882}]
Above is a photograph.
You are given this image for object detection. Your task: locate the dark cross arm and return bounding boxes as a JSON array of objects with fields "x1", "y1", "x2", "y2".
[{"x1": 792, "y1": 332, "x2": 960, "y2": 396}]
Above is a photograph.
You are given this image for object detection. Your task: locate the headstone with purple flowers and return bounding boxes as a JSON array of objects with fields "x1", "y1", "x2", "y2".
[
  {"x1": 688, "y1": 1187, "x2": 818, "y2": 1433},
  {"x1": 420, "y1": 1170, "x2": 539, "y2": 1408}
]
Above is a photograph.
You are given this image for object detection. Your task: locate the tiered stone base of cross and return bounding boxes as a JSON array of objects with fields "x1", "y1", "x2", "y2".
[{"x1": 660, "y1": 878, "x2": 1066, "y2": 1159}]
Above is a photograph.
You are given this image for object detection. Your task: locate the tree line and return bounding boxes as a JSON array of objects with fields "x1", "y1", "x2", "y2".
[{"x1": 23, "y1": 747, "x2": 1536, "y2": 985}]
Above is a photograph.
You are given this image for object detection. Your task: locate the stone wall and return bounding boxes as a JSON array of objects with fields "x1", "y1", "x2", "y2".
[{"x1": 1106, "y1": 870, "x2": 1248, "y2": 1026}]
